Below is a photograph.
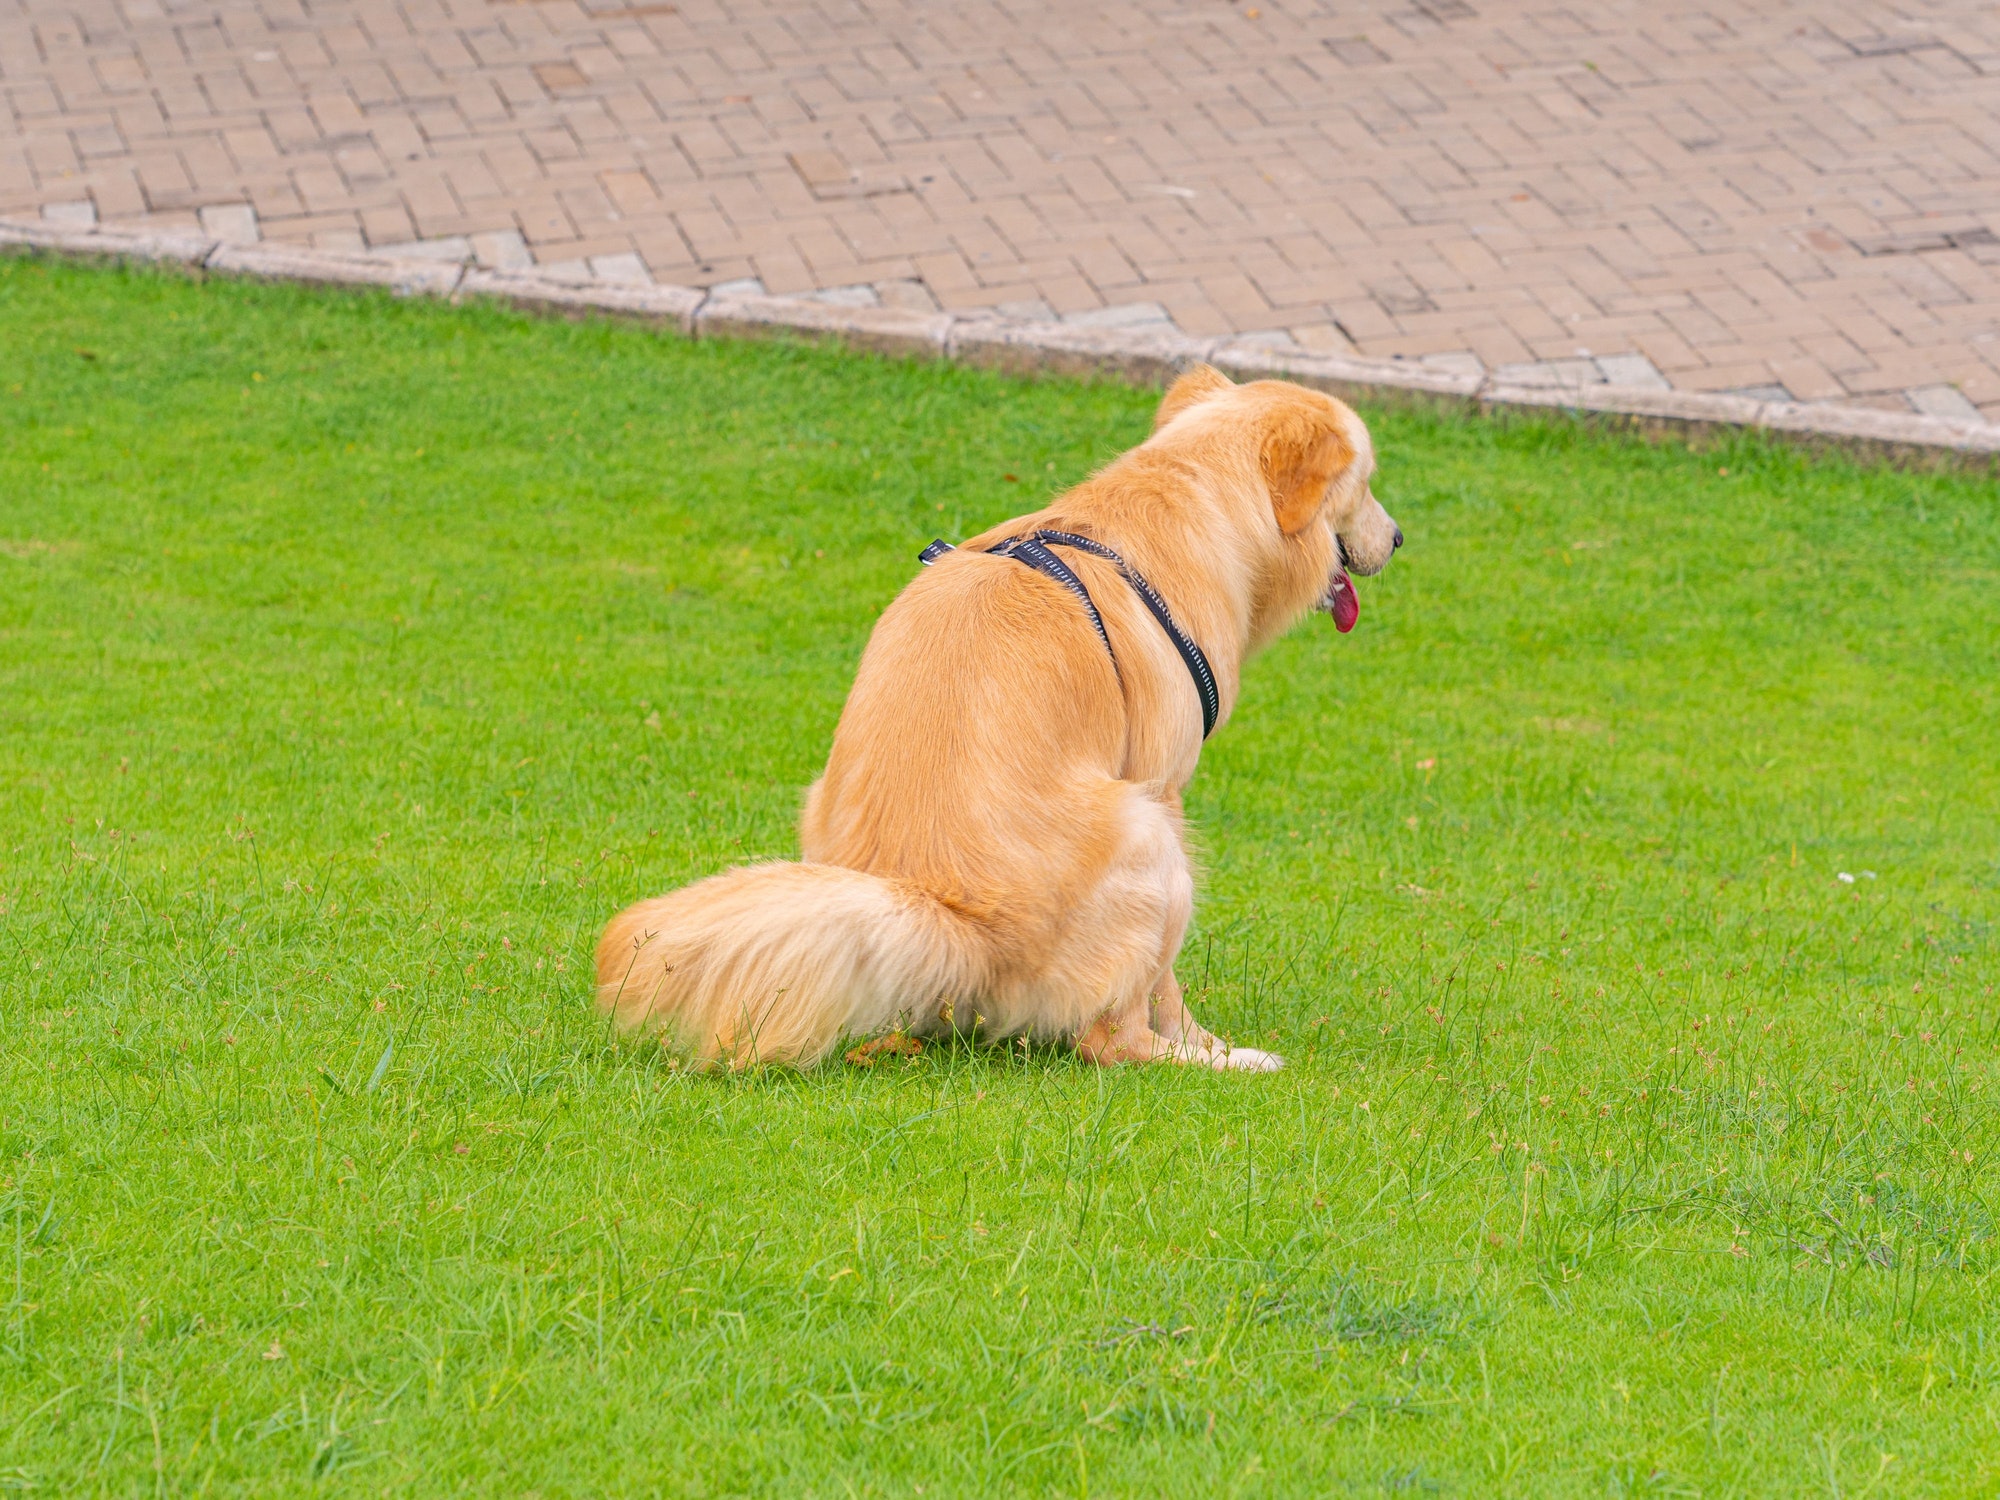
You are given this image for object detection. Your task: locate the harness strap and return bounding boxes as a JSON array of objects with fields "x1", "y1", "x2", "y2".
[
  {"x1": 1027, "y1": 530, "x2": 1221, "y2": 740},
  {"x1": 919, "y1": 529, "x2": 1220, "y2": 739},
  {"x1": 998, "y1": 536, "x2": 1118, "y2": 671}
]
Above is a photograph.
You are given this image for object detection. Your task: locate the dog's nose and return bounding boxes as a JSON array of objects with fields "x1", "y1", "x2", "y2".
[{"x1": 1392, "y1": 527, "x2": 1404, "y2": 550}]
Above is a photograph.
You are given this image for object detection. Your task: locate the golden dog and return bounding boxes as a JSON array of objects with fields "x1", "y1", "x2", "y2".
[{"x1": 595, "y1": 365, "x2": 1400, "y2": 1069}]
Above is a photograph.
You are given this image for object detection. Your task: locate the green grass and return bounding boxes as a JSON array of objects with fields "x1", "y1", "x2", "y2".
[{"x1": 2, "y1": 255, "x2": 1998, "y2": 1497}]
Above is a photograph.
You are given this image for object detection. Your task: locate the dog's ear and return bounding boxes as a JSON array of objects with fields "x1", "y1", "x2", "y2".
[
  {"x1": 1261, "y1": 401, "x2": 1355, "y2": 535},
  {"x1": 1153, "y1": 364, "x2": 1234, "y2": 432}
]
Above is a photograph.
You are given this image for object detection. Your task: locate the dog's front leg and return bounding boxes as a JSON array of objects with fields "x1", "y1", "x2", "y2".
[
  {"x1": 1151, "y1": 969, "x2": 1284, "y2": 1072},
  {"x1": 1149, "y1": 967, "x2": 1215, "y2": 1050}
]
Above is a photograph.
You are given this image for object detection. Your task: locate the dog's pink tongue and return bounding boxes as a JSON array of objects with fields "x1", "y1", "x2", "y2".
[{"x1": 1331, "y1": 572, "x2": 1360, "y2": 633}]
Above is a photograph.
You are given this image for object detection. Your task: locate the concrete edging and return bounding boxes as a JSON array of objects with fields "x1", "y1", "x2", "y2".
[
  {"x1": 458, "y1": 267, "x2": 703, "y2": 332},
  {"x1": 4, "y1": 217, "x2": 1996, "y2": 465}
]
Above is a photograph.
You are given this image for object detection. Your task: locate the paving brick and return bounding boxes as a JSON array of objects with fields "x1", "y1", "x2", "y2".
[{"x1": 6, "y1": 0, "x2": 1997, "y2": 419}]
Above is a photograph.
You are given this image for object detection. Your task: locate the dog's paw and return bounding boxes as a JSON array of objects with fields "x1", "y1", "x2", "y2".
[{"x1": 1207, "y1": 1045, "x2": 1285, "y2": 1073}]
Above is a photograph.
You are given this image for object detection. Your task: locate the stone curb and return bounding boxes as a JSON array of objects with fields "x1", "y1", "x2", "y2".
[
  {"x1": 206, "y1": 241, "x2": 466, "y2": 299},
  {"x1": 3, "y1": 219, "x2": 1995, "y2": 463},
  {"x1": 0, "y1": 219, "x2": 216, "y2": 268},
  {"x1": 696, "y1": 291, "x2": 952, "y2": 360},
  {"x1": 1211, "y1": 340, "x2": 1482, "y2": 407},
  {"x1": 457, "y1": 268, "x2": 703, "y2": 332},
  {"x1": 949, "y1": 319, "x2": 1217, "y2": 387}
]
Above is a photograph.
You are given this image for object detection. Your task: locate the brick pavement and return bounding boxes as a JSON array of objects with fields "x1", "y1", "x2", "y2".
[{"x1": 5, "y1": 0, "x2": 1998, "y2": 420}]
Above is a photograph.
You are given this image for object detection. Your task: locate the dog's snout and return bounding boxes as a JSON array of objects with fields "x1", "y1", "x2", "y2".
[{"x1": 1334, "y1": 494, "x2": 1399, "y2": 577}]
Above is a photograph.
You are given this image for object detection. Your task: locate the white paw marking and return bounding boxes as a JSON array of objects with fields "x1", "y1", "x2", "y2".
[{"x1": 1207, "y1": 1045, "x2": 1285, "y2": 1072}]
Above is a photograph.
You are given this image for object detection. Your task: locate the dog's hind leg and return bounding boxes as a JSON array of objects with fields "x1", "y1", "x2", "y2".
[
  {"x1": 1075, "y1": 989, "x2": 1174, "y2": 1064},
  {"x1": 1029, "y1": 784, "x2": 1190, "y2": 1063}
]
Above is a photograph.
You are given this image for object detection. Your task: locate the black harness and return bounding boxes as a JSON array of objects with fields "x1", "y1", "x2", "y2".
[{"x1": 919, "y1": 529, "x2": 1221, "y2": 739}]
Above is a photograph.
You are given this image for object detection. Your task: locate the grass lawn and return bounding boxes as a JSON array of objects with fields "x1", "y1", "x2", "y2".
[{"x1": 2, "y1": 255, "x2": 1998, "y2": 1498}]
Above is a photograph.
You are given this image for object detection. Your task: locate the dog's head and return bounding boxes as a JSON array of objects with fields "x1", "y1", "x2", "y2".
[{"x1": 1153, "y1": 366, "x2": 1401, "y2": 634}]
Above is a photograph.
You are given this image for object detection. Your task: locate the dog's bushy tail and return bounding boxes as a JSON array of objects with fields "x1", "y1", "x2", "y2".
[{"x1": 594, "y1": 862, "x2": 981, "y2": 1067}]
